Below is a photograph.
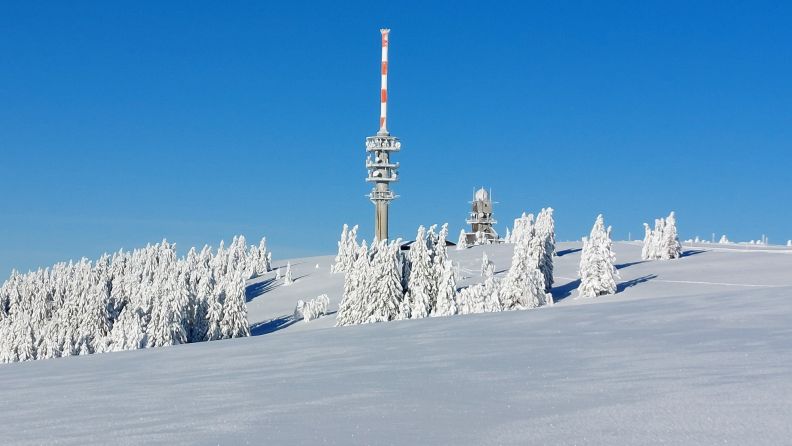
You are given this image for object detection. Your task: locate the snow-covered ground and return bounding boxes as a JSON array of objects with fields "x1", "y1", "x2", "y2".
[{"x1": 2, "y1": 242, "x2": 792, "y2": 444}]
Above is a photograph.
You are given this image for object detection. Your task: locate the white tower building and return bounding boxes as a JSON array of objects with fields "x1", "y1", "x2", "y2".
[{"x1": 366, "y1": 28, "x2": 400, "y2": 241}]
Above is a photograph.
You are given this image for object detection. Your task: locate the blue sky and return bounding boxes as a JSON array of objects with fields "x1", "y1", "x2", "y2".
[{"x1": 1, "y1": 1, "x2": 791, "y2": 274}]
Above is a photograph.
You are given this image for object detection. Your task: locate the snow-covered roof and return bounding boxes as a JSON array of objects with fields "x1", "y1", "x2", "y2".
[{"x1": 474, "y1": 188, "x2": 489, "y2": 201}]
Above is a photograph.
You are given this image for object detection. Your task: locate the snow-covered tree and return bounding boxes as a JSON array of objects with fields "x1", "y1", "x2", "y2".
[
  {"x1": 578, "y1": 215, "x2": 619, "y2": 298},
  {"x1": 109, "y1": 306, "x2": 146, "y2": 351},
  {"x1": 662, "y1": 211, "x2": 682, "y2": 259},
  {"x1": 331, "y1": 224, "x2": 355, "y2": 274},
  {"x1": 641, "y1": 223, "x2": 652, "y2": 260},
  {"x1": 294, "y1": 294, "x2": 329, "y2": 322},
  {"x1": 642, "y1": 212, "x2": 682, "y2": 260},
  {"x1": 535, "y1": 207, "x2": 556, "y2": 292},
  {"x1": 456, "y1": 229, "x2": 468, "y2": 250},
  {"x1": 403, "y1": 227, "x2": 435, "y2": 319},
  {"x1": 336, "y1": 243, "x2": 371, "y2": 326},
  {"x1": 251, "y1": 237, "x2": 272, "y2": 276},
  {"x1": 457, "y1": 277, "x2": 500, "y2": 315},
  {"x1": 498, "y1": 215, "x2": 548, "y2": 310},
  {"x1": 221, "y1": 269, "x2": 250, "y2": 338},
  {"x1": 283, "y1": 262, "x2": 293, "y2": 286},
  {"x1": 205, "y1": 278, "x2": 225, "y2": 341},
  {"x1": 364, "y1": 239, "x2": 404, "y2": 323},
  {"x1": 432, "y1": 260, "x2": 457, "y2": 317}
]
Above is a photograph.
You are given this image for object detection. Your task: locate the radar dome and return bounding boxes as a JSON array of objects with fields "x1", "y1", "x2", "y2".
[{"x1": 475, "y1": 188, "x2": 489, "y2": 201}]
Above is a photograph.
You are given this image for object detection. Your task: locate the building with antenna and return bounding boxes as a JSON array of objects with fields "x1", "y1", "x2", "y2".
[
  {"x1": 365, "y1": 28, "x2": 400, "y2": 241},
  {"x1": 465, "y1": 187, "x2": 499, "y2": 245}
]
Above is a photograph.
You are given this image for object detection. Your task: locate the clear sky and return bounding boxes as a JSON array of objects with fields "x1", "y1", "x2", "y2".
[{"x1": 1, "y1": 1, "x2": 791, "y2": 275}]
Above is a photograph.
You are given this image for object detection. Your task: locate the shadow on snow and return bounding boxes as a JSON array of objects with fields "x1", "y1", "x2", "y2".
[
  {"x1": 250, "y1": 311, "x2": 338, "y2": 336},
  {"x1": 552, "y1": 274, "x2": 657, "y2": 302},
  {"x1": 250, "y1": 315, "x2": 298, "y2": 336},
  {"x1": 617, "y1": 274, "x2": 657, "y2": 293},
  {"x1": 615, "y1": 260, "x2": 646, "y2": 270},
  {"x1": 556, "y1": 248, "x2": 582, "y2": 257},
  {"x1": 245, "y1": 278, "x2": 277, "y2": 302},
  {"x1": 551, "y1": 278, "x2": 581, "y2": 303}
]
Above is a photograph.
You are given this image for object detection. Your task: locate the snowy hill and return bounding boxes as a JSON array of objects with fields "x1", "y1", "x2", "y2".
[{"x1": 2, "y1": 242, "x2": 792, "y2": 444}]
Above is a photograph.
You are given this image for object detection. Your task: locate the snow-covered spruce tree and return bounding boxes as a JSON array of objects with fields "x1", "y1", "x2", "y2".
[
  {"x1": 330, "y1": 224, "x2": 359, "y2": 274},
  {"x1": 641, "y1": 223, "x2": 653, "y2": 260},
  {"x1": 662, "y1": 211, "x2": 682, "y2": 259},
  {"x1": 331, "y1": 224, "x2": 350, "y2": 274},
  {"x1": 204, "y1": 276, "x2": 225, "y2": 341},
  {"x1": 503, "y1": 227, "x2": 511, "y2": 244},
  {"x1": 336, "y1": 242, "x2": 371, "y2": 326},
  {"x1": 404, "y1": 226, "x2": 435, "y2": 319},
  {"x1": 364, "y1": 239, "x2": 404, "y2": 323},
  {"x1": 457, "y1": 277, "x2": 500, "y2": 315},
  {"x1": 294, "y1": 294, "x2": 329, "y2": 322},
  {"x1": 146, "y1": 260, "x2": 189, "y2": 348},
  {"x1": 642, "y1": 212, "x2": 682, "y2": 260},
  {"x1": 481, "y1": 252, "x2": 490, "y2": 277},
  {"x1": 577, "y1": 215, "x2": 619, "y2": 298},
  {"x1": 474, "y1": 230, "x2": 486, "y2": 246},
  {"x1": 227, "y1": 235, "x2": 249, "y2": 277},
  {"x1": 108, "y1": 305, "x2": 146, "y2": 351},
  {"x1": 535, "y1": 207, "x2": 556, "y2": 293},
  {"x1": 426, "y1": 224, "x2": 438, "y2": 253},
  {"x1": 220, "y1": 269, "x2": 250, "y2": 338},
  {"x1": 498, "y1": 214, "x2": 548, "y2": 310},
  {"x1": 283, "y1": 262, "x2": 294, "y2": 286},
  {"x1": 652, "y1": 218, "x2": 665, "y2": 258},
  {"x1": 188, "y1": 246, "x2": 214, "y2": 343},
  {"x1": 258, "y1": 237, "x2": 272, "y2": 274},
  {"x1": 432, "y1": 259, "x2": 458, "y2": 317},
  {"x1": 456, "y1": 229, "x2": 468, "y2": 250},
  {"x1": 510, "y1": 212, "x2": 529, "y2": 244}
]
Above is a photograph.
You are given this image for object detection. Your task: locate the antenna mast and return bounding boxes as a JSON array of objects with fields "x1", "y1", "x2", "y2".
[{"x1": 366, "y1": 29, "x2": 400, "y2": 241}]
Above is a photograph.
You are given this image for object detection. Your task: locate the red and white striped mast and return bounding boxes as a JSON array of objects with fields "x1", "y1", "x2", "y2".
[
  {"x1": 379, "y1": 28, "x2": 390, "y2": 135},
  {"x1": 366, "y1": 28, "x2": 401, "y2": 241}
]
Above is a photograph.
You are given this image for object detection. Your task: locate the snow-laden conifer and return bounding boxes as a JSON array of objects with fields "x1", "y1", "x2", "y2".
[
  {"x1": 535, "y1": 207, "x2": 556, "y2": 292},
  {"x1": 404, "y1": 227, "x2": 435, "y2": 319},
  {"x1": 432, "y1": 260, "x2": 458, "y2": 317},
  {"x1": 456, "y1": 229, "x2": 468, "y2": 250},
  {"x1": 498, "y1": 214, "x2": 548, "y2": 310},
  {"x1": 220, "y1": 269, "x2": 250, "y2": 338},
  {"x1": 578, "y1": 215, "x2": 619, "y2": 298},
  {"x1": 457, "y1": 277, "x2": 500, "y2": 315},
  {"x1": 641, "y1": 223, "x2": 652, "y2": 260},
  {"x1": 331, "y1": 224, "x2": 350, "y2": 274},
  {"x1": 662, "y1": 211, "x2": 682, "y2": 259},
  {"x1": 294, "y1": 294, "x2": 329, "y2": 322},
  {"x1": 283, "y1": 262, "x2": 294, "y2": 286},
  {"x1": 364, "y1": 240, "x2": 404, "y2": 323},
  {"x1": 336, "y1": 242, "x2": 371, "y2": 326},
  {"x1": 642, "y1": 212, "x2": 682, "y2": 260}
]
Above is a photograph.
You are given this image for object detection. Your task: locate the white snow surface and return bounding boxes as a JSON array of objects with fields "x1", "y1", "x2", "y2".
[{"x1": 2, "y1": 242, "x2": 792, "y2": 444}]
